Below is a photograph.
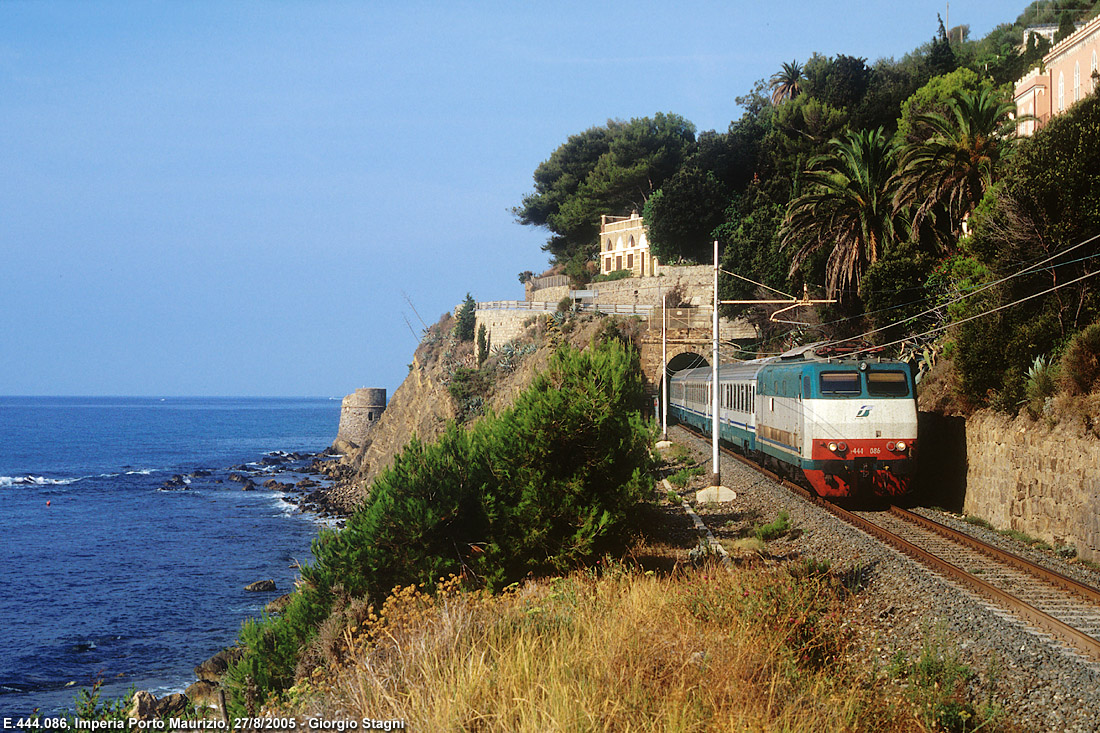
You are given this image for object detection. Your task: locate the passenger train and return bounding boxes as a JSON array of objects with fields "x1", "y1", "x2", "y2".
[{"x1": 668, "y1": 343, "x2": 918, "y2": 499}]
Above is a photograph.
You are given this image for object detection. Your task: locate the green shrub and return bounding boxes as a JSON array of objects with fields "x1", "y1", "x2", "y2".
[
  {"x1": 592, "y1": 269, "x2": 633, "y2": 283},
  {"x1": 476, "y1": 324, "x2": 489, "y2": 365},
  {"x1": 223, "y1": 339, "x2": 654, "y2": 713},
  {"x1": 754, "y1": 511, "x2": 790, "y2": 542},
  {"x1": 1061, "y1": 323, "x2": 1100, "y2": 395},
  {"x1": 67, "y1": 679, "x2": 135, "y2": 722},
  {"x1": 668, "y1": 465, "x2": 705, "y2": 488},
  {"x1": 889, "y1": 629, "x2": 988, "y2": 733},
  {"x1": 590, "y1": 316, "x2": 644, "y2": 349},
  {"x1": 448, "y1": 366, "x2": 492, "y2": 423}
]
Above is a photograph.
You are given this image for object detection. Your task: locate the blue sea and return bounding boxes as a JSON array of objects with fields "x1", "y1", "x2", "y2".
[{"x1": 0, "y1": 396, "x2": 342, "y2": 717}]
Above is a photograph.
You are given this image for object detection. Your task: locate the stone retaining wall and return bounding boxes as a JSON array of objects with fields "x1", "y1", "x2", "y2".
[
  {"x1": 961, "y1": 410, "x2": 1100, "y2": 563},
  {"x1": 476, "y1": 310, "x2": 533, "y2": 350},
  {"x1": 533, "y1": 266, "x2": 714, "y2": 309}
]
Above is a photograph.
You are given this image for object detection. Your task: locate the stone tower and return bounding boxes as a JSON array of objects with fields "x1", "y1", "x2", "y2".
[{"x1": 336, "y1": 388, "x2": 387, "y2": 449}]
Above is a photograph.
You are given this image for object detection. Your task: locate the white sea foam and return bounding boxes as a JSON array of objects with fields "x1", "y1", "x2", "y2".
[
  {"x1": 277, "y1": 500, "x2": 300, "y2": 517},
  {"x1": 1, "y1": 469, "x2": 161, "y2": 488},
  {"x1": 0, "y1": 475, "x2": 82, "y2": 487}
]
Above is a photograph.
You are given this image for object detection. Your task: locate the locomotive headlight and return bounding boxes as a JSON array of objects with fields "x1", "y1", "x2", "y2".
[
  {"x1": 895, "y1": 440, "x2": 908, "y2": 452},
  {"x1": 837, "y1": 442, "x2": 847, "y2": 452},
  {"x1": 827, "y1": 441, "x2": 838, "y2": 452},
  {"x1": 887, "y1": 441, "x2": 896, "y2": 451}
]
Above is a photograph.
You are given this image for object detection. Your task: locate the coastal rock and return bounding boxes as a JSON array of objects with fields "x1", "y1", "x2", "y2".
[
  {"x1": 185, "y1": 680, "x2": 219, "y2": 709},
  {"x1": 295, "y1": 478, "x2": 319, "y2": 489},
  {"x1": 263, "y1": 479, "x2": 293, "y2": 491},
  {"x1": 128, "y1": 690, "x2": 158, "y2": 720},
  {"x1": 157, "y1": 693, "x2": 189, "y2": 717},
  {"x1": 245, "y1": 579, "x2": 276, "y2": 592},
  {"x1": 264, "y1": 593, "x2": 294, "y2": 614},
  {"x1": 330, "y1": 438, "x2": 359, "y2": 456},
  {"x1": 227, "y1": 472, "x2": 249, "y2": 484},
  {"x1": 161, "y1": 474, "x2": 188, "y2": 489},
  {"x1": 190, "y1": 469, "x2": 212, "y2": 478},
  {"x1": 241, "y1": 479, "x2": 256, "y2": 491},
  {"x1": 195, "y1": 647, "x2": 243, "y2": 682}
]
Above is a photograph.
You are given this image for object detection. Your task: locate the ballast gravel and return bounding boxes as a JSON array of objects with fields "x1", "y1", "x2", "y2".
[{"x1": 668, "y1": 426, "x2": 1100, "y2": 733}]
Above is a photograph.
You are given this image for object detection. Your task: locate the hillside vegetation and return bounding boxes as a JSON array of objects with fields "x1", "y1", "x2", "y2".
[
  {"x1": 222, "y1": 329, "x2": 656, "y2": 714},
  {"x1": 516, "y1": 0, "x2": 1100, "y2": 415}
]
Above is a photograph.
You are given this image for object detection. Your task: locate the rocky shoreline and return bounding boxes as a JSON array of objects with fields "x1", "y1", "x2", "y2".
[{"x1": 125, "y1": 447, "x2": 359, "y2": 721}]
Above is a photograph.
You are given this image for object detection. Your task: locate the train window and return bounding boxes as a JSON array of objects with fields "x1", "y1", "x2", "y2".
[
  {"x1": 867, "y1": 371, "x2": 910, "y2": 396},
  {"x1": 819, "y1": 372, "x2": 861, "y2": 394}
]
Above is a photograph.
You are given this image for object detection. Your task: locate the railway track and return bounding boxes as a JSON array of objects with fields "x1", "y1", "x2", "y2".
[{"x1": 676, "y1": 425, "x2": 1100, "y2": 661}]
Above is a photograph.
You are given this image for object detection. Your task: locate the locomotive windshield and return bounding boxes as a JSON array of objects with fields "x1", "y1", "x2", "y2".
[
  {"x1": 867, "y1": 371, "x2": 910, "y2": 396},
  {"x1": 819, "y1": 372, "x2": 860, "y2": 394}
]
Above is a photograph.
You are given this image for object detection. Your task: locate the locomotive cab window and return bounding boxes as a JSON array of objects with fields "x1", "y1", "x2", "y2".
[
  {"x1": 867, "y1": 371, "x2": 910, "y2": 396},
  {"x1": 819, "y1": 372, "x2": 861, "y2": 394}
]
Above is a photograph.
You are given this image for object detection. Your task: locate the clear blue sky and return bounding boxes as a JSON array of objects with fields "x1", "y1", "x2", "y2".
[{"x1": 1, "y1": 0, "x2": 1019, "y2": 397}]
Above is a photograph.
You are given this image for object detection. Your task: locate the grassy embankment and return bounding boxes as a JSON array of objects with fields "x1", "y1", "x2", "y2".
[
  {"x1": 268, "y1": 442, "x2": 1015, "y2": 733},
  {"x1": 272, "y1": 557, "x2": 1010, "y2": 732}
]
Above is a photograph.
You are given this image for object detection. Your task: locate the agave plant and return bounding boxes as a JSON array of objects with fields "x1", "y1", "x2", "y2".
[{"x1": 1025, "y1": 354, "x2": 1059, "y2": 416}]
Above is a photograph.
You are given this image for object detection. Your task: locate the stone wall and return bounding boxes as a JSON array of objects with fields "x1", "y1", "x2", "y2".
[
  {"x1": 533, "y1": 265, "x2": 714, "y2": 309},
  {"x1": 961, "y1": 410, "x2": 1100, "y2": 563},
  {"x1": 476, "y1": 309, "x2": 533, "y2": 351}
]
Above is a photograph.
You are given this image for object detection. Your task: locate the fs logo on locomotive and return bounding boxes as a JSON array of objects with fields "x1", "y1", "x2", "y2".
[{"x1": 855, "y1": 405, "x2": 873, "y2": 418}]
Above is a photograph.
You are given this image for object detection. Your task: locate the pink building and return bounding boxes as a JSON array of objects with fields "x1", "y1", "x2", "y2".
[{"x1": 1015, "y1": 14, "x2": 1100, "y2": 136}]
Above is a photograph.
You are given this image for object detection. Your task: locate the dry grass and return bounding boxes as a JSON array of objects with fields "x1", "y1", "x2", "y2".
[{"x1": 273, "y1": 564, "x2": 950, "y2": 732}]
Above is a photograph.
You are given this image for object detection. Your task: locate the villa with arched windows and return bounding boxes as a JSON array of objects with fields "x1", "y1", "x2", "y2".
[
  {"x1": 599, "y1": 211, "x2": 659, "y2": 277},
  {"x1": 1015, "y1": 13, "x2": 1100, "y2": 136}
]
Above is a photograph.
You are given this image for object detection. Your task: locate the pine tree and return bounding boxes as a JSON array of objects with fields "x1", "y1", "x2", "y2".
[{"x1": 455, "y1": 293, "x2": 476, "y2": 341}]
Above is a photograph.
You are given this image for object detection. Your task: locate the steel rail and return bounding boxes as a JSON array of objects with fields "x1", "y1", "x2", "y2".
[
  {"x1": 674, "y1": 424, "x2": 1100, "y2": 660},
  {"x1": 887, "y1": 506, "x2": 1100, "y2": 606}
]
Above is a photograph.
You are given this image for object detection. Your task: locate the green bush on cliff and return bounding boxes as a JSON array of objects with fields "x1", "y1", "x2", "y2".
[
  {"x1": 223, "y1": 338, "x2": 654, "y2": 713},
  {"x1": 1061, "y1": 322, "x2": 1100, "y2": 395}
]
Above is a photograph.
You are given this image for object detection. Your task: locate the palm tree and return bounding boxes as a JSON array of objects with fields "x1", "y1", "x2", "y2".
[
  {"x1": 769, "y1": 61, "x2": 803, "y2": 106},
  {"x1": 893, "y1": 87, "x2": 1022, "y2": 243},
  {"x1": 781, "y1": 128, "x2": 902, "y2": 300}
]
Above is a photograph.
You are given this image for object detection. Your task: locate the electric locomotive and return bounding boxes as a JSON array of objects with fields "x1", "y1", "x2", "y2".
[{"x1": 668, "y1": 343, "x2": 917, "y2": 499}]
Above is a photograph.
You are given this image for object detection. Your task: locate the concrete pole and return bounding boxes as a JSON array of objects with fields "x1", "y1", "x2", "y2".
[
  {"x1": 711, "y1": 238, "x2": 721, "y2": 486},
  {"x1": 661, "y1": 284, "x2": 668, "y2": 441},
  {"x1": 697, "y1": 239, "x2": 735, "y2": 503}
]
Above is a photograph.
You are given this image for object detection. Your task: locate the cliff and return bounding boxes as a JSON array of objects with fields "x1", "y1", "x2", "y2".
[{"x1": 323, "y1": 310, "x2": 605, "y2": 513}]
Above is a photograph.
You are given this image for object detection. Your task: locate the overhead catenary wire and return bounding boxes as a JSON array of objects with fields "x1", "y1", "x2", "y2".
[
  {"x1": 846, "y1": 266, "x2": 1100, "y2": 357},
  {"x1": 674, "y1": 231, "x2": 1100, "y2": 371},
  {"x1": 813, "y1": 231, "x2": 1100, "y2": 350}
]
